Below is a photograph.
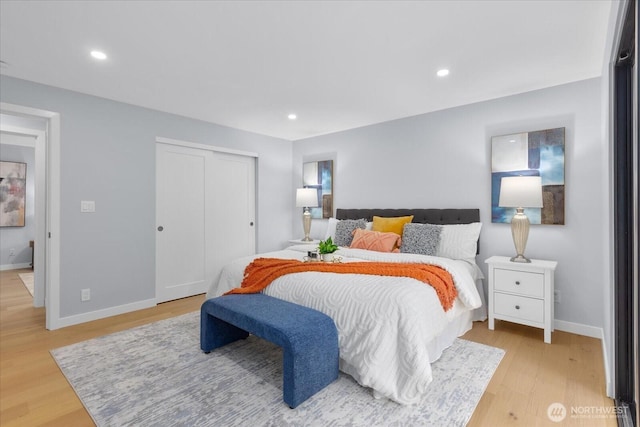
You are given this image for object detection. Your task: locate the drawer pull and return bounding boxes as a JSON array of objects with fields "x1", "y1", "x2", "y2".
[
  {"x1": 515, "y1": 281, "x2": 521, "y2": 285},
  {"x1": 515, "y1": 305, "x2": 520, "y2": 310}
]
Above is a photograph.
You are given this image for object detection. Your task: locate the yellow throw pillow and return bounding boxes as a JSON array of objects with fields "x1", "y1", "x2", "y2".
[{"x1": 371, "y1": 215, "x2": 414, "y2": 236}]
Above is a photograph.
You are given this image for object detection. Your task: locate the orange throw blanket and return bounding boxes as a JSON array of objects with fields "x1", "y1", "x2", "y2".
[{"x1": 225, "y1": 258, "x2": 458, "y2": 311}]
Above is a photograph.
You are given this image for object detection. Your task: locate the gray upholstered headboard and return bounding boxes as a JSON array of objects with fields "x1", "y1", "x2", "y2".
[
  {"x1": 335, "y1": 208, "x2": 480, "y2": 225},
  {"x1": 335, "y1": 208, "x2": 481, "y2": 253}
]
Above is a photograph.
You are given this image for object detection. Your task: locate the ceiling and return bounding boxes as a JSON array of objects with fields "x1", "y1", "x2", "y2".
[{"x1": 0, "y1": 1, "x2": 612, "y2": 141}]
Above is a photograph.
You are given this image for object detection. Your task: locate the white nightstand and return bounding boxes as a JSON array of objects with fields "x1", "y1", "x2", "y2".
[
  {"x1": 485, "y1": 256, "x2": 558, "y2": 343},
  {"x1": 288, "y1": 239, "x2": 321, "y2": 245}
]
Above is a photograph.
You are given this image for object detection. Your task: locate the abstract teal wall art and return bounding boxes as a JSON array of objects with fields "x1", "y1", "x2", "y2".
[
  {"x1": 303, "y1": 160, "x2": 333, "y2": 219},
  {"x1": 491, "y1": 128, "x2": 565, "y2": 225}
]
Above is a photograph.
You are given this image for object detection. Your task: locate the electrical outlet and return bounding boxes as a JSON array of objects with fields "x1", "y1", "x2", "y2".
[
  {"x1": 9, "y1": 248, "x2": 15, "y2": 256},
  {"x1": 81, "y1": 288, "x2": 91, "y2": 302},
  {"x1": 80, "y1": 201, "x2": 96, "y2": 213},
  {"x1": 554, "y1": 290, "x2": 561, "y2": 304}
]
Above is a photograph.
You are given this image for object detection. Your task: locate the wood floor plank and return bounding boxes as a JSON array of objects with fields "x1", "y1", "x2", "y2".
[{"x1": 1, "y1": 269, "x2": 617, "y2": 426}]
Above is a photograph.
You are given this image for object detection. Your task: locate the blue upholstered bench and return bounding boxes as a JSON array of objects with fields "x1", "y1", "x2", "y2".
[{"x1": 200, "y1": 294, "x2": 339, "y2": 408}]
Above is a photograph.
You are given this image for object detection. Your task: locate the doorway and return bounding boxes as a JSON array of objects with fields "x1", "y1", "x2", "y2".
[
  {"x1": 0, "y1": 129, "x2": 40, "y2": 303},
  {"x1": 1, "y1": 102, "x2": 61, "y2": 330}
]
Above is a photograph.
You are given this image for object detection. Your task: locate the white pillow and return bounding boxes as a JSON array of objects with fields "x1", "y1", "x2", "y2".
[
  {"x1": 437, "y1": 222, "x2": 482, "y2": 260},
  {"x1": 324, "y1": 217, "x2": 339, "y2": 240},
  {"x1": 325, "y1": 218, "x2": 373, "y2": 240}
]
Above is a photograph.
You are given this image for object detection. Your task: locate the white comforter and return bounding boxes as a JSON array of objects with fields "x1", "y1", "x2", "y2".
[{"x1": 207, "y1": 245, "x2": 482, "y2": 405}]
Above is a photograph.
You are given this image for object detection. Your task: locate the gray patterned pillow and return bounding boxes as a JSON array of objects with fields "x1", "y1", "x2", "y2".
[
  {"x1": 400, "y1": 223, "x2": 442, "y2": 256},
  {"x1": 334, "y1": 219, "x2": 367, "y2": 246}
]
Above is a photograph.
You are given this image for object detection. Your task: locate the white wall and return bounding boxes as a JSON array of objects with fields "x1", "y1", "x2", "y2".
[
  {"x1": 0, "y1": 139, "x2": 35, "y2": 269},
  {"x1": 292, "y1": 77, "x2": 605, "y2": 332},
  {"x1": 0, "y1": 75, "x2": 293, "y2": 320}
]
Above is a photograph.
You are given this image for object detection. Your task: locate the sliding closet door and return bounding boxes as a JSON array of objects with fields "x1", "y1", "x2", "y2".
[
  {"x1": 210, "y1": 152, "x2": 256, "y2": 286},
  {"x1": 156, "y1": 142, "x2": 256, "y2": 303}
]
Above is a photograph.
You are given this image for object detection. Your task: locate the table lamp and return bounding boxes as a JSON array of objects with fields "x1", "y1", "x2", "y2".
[
  {"x1": 296, "y1": 188, "x2": 319, "y2": 241},
  {"x1": 499, "y1": 176, "x2": 543, "y2": 263}
]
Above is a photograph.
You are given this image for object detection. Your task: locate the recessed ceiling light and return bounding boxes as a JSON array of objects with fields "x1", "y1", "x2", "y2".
[
  {"x1": 288, "y1": 114, "x2": 297, "y2": 120},
  {"x1": 90, "y1": 50, "x2": 107, "y2": 60},
  {"x1": 436, "y1": 69, "x2": 450, "y2": 77}
]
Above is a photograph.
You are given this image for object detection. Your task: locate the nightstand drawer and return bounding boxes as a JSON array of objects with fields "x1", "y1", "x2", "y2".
[
  {"x1": 494, "y1": 293, "x2": 544, "y2": 323},
  {"x1": 494, "y1": 269, "x2": 544, "y2": 298}
]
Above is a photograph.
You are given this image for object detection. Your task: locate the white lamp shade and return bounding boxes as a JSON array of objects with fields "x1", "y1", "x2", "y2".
[
  {"x1": 296, "y1": 188, "x2": 319, "y2": 208},
  {"x1": 499, "y1": 176, "x2": 543, "y2": 208}
]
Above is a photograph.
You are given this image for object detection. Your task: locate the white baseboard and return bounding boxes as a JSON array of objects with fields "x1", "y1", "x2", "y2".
[
  {"x1": 53, "y1": 298, "x2": 157, "y2": 330},
  {"x1": 0, "y1": 262, "x2": 32, "y2": 271},
  {"x1": 554, "y1": 319, "x2": 603, "y2": 339}
]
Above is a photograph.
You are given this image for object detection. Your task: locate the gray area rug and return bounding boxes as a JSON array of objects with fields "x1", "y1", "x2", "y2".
[{"x1": 51, "y1": 312, "x2": 504, "y2": 426}]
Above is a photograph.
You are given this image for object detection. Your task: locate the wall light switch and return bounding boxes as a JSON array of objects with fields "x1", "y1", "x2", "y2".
[{"x1": 81, "y1": 201, "x2": 96, "y2": 213}]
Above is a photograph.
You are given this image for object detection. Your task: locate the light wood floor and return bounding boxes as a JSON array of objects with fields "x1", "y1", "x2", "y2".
[{"x1": 1, "y1": 269, "x2": 617, "y2": 426}]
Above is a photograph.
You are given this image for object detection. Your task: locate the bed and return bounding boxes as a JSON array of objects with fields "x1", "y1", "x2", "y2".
[{"x1": 206, "y1": 208, "x2": 485, "y2": 405}]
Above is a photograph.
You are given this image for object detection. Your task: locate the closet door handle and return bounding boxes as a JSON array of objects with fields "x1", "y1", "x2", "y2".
[
  {"x1": 515, "y1": 305, "x2": 520, "y2": 310},
  {"x1": 157, "y1": 226, "x2": 164, "y2": 232},
  {"x1": 515, "y1": 281, "x2": 521, "y2": 285}
]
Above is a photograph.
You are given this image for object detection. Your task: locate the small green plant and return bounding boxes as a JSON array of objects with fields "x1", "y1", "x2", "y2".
[{"x1": 318, "y1": 237, "x2": 338, "y2": 254}]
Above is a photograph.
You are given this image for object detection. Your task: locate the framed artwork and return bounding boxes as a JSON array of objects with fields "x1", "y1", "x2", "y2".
[
  {"x1": 0, "y1": 161, "x2": 27, "y2": 227},
  {"x1": 303, "y1": 160, "x2": 333, "y2": 219},
  {"x1": 491, "y1": 127, "x2": 565, "y2": 225}
]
